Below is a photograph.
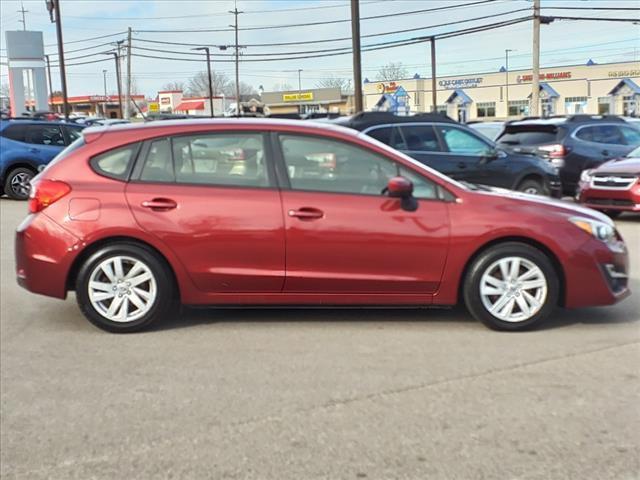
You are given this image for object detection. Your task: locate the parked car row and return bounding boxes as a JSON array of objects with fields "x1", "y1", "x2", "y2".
[{"x1": 16, "y1": 118, "x2": 630, "y2": 333}]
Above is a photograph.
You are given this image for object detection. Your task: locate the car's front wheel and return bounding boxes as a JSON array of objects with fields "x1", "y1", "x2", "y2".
[
  {"x1": 4, "y1": 167, "x2": 35, "y2": 200},
  {"x1": 517, "y1": 178, "x2": 546, "y2": 196},
  {"x1": 463, "y1": 242, "x2": 559, "y2": 331},
  {"x1": 75, "y1": 243, "x2": 177, "y2": 333}
]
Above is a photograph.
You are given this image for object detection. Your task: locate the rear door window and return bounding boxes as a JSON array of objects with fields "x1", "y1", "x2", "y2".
[
  {"x1": 367, "y1": 126, "x2": 406, "y2": 150},
  {"x1": 63, "y1": 125, "x2": 84, "y2": 144},
  {"x1": 26, "y1": 125, "x2": 65, "y2": 146},
  {"x1": 399, "y1": 125, "x2": 441, "y2": 152},
  {"x1": 498, "y1": 129, "x2": 559, "y2": 146}
]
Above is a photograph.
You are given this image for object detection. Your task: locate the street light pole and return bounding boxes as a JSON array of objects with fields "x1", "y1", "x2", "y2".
[
  {"x1": 297, "y1": 69, "x2": 302, "y2": 113},
  {"x1": 350, "y1": 0, "x2": 363, "y2": 113},
  {"x1": 430, "y1": 37, "x2": 437, "y2": 113},
  {"x1": 505, "y1": 49, "x2": 513, "y2": 117},
  {"x1": 192, "y1": 47, "x2": 215, "y2": 118},
  {"x1": 531, "y1": 0, "x2": 541, "y2": 117}
]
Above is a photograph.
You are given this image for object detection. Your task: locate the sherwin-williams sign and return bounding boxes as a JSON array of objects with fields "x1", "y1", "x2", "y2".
[
  {"x1": 517, "y1": 72, "x2": 572, "y2": 83},
  {"x1": 283, "y1": 92, "x2": 314, "y2": 102}
]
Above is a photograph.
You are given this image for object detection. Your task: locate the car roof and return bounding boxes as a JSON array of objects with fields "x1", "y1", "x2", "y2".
[
  {"x1": 81, "y1": 117, "x2": 363, "y2": 142},
  {"x1": 507, "y1": 114, "x2": 626, "y2": 128},
  {"x1": 0, "y1": 119, "x2": 72, "y2": 129},
  {"x1": 328, "y1": 111, "x2": 458, "y2": 131}
]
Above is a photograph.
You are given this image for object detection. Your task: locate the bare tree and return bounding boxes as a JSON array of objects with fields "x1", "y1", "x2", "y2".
[
  {"x1": 0, "y1": 82, "x2": 9, "y2": 97},
  {"x1": 187, "y1": 71, "x2": 230, "y2": 97},
  {"x1": 161, "y1": 81, "x2": 186, "y2": 91},
  {"x1": 376, "y1": 62, "x2": 408, "y2": 81},
  {"x1": 227, "y1": 81, "x2": 258, "y2": 102},
  {"x1": 271, "y1": 82, "x2": 293, "y2": 92},
  {"x1": 316, "y1": 76, "x2": 353, "y2": 93}
]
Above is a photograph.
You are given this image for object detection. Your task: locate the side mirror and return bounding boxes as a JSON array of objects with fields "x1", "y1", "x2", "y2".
[
  {"x1": 387, "y1": 176, "x2": 413, "y2": 198},
  {"x1": 479, "y1": 148, "x2": 499, "y2": 165},
  {"x1": 386, "y1": 176, "x2": 418, "y2": 212}
]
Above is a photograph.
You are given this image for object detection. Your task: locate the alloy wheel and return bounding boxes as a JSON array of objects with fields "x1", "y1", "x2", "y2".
[
  {"x1": 479, "y1": 256, "x2": 548, "y2": 323},
  {"x1": 87, "y1": 255, "x2": 157, "y2": 323},
  {"x1": 10, "y1": 172, "x2": 32, "y2": 197}
]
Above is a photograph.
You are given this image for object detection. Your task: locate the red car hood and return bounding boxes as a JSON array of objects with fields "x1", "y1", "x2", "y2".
[{"x1": 594, "y1": 156, "x2": 640, "y2": 175}]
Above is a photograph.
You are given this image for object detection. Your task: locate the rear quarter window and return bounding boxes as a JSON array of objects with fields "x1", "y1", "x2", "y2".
[{"x1": 90, "y1": 143, "x2": 140, "y2": 181}]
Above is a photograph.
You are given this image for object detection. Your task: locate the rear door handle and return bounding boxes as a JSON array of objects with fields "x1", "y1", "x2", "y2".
[
  {"x1": 601, "y1": 150, "x2": 610, "y2": 156},
  {"x1": 288, "y1": 207, "x2": 324, "y2": 220},
  {"x1": 141, "y1": 198, "x2": 177, "y2": 211},
  {"x1": 29, "y1": 148, "x2": 39, "y2": 153},
  {"x1": 457, "y1": 162, "x2": 467, "y2": 169}
]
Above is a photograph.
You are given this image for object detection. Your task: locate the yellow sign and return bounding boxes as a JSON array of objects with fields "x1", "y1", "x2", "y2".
[
  {"x1": 148, "y1": 102, "x2": 160, "y2": 112},
  {"x1": 283, "y1": 92, "x2": 314, "y2": 102}
]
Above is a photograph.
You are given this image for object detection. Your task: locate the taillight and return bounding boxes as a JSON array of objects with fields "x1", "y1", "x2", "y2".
[
  {"x1": 538, "y1": 144, "x2": 566, "y2": 158},
  {"x1": 28, "y1": 179, "x2": 71, "y2": 213}
]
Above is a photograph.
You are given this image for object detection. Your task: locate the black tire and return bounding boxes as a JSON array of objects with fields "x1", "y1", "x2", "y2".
[
  {"x1": 75, "y1": 242, "x2": 178, "y2": 333},
  {"x1": 516, "y1": 178, "x2": 546, "y2": 196},
  {"x1": 463, "y1": 242, "x2": 559, "y2": 331},
  {"x1": 4, "y1": 167, "x2": 35, "y2": 200},
  {"x1": 604, "y1": 210, "x2": 621, "y2": 219}
]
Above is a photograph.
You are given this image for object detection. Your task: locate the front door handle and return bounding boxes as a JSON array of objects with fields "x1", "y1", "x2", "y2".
[
  {"x1": 29, "y1": 148, "x2": 39, "y2": 153},
  {"x1": 288, "y1": 207, "x2": 324, "y2": 220},
  {"x1": 141, "y1": 198, "x2": 177, "y2": 211},
  {"x1": 601, "y1": 150, "x2": 610, "y2": 156},
  {"x1": 457, "y1": 162, "x2": 467, "y2": 169}
]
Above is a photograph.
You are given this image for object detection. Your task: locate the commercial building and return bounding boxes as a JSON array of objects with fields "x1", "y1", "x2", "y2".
[
  {"x1": 363, "y1": 60, "x2": 639, "y2": 121},
  {"x1": 261, "y1": 87, "x2": 354, "y2": 115},
  {"x1": 157, "y1": 90, "x2": 233, "y2": 116},
  {"x1": 50, "y1": 94, "x2": 145, "y2": 118}
]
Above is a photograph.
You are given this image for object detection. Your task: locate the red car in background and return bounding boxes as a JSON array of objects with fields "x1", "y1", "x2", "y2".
[
  {"x1": 15, "y1": 119, "x2": 630, "y2": 333},
  {"x1": 578, "y1": 145, "x2": 640, "y2": 217}
]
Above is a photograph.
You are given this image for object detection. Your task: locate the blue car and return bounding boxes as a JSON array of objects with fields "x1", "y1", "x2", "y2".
[{"x1": 0, "y1": 120, "x2": 84, "y2": 199}]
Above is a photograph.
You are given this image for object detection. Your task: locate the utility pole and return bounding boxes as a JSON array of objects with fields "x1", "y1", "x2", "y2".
[
  {"x1": 17, "y1": 2, "x2": 28, "y2": 29},
  {"x1": 350, "y1": 0, "x2": 363, "y2": 113},
  {"x1": 192, "y1": 47, "x2": 214, "y2": 117},
  {"x1": 297, "y1": 69, "x2": 303, "y2": 114},
  {"x1": 531, "y1": 0, "x2": 541, "y2": 117},
  {"x1": 102, "y1": 69, "x2": 107, "y2": 117},
  {"x1": 44, "y1": 54, "x2": 53, "y2": 109},
  {"x1": 46, "y1": 0, "x2": 69, "y2": 119},
  {"x1": 430, "y1": 37, "x2": 437, "y2": 113},
  {"x1": 229, "y1": 5, "x2": 242, "y2": 117},
  {"x1": 505, "y1": 49, "x2": 513, "y2": 117},
  {"x1": 125, "y1": 27, "x2": 132, "y2": 119},
  {"x1": 105, "y1": 51, "x2": 123, "y2": 119}
]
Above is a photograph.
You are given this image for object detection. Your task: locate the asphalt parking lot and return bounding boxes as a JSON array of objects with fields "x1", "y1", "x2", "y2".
[{"x1": 1, "y1": 198, "x2": 639, "y2": 480}]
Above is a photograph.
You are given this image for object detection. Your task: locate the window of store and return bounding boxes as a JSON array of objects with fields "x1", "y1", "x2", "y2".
[
  {"x1": 622, "y1": 95, "x2": 638, "y2": 117},
  {"x1": 476, "y1": 102, "x2": 496, "y2": 118},
  {"x1": 436, "y1": 105, "x2": 447, "y2": 115},
  {"x1": 565, "y1": 96, "x2": 588, "y2": 115},
  {"x1": 508, "y1": 100, "x2": 529, "y2": 116},
  {"x1": 414, "y1": 91, "x2": 420, "y2": 106},
  {"x1": 598, "y1": 97, "x2": 611, "y2": 115}
]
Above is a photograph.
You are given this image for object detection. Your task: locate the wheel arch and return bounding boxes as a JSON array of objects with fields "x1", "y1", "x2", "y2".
[
  {"x1": 513, "y1": 171, "x2": 545, "y2": 191},
  {"x1": 458, "y1": 236, "x2": 567, "y2": 307},
  {"x1": 66, "y1": 235, "x2": 181, "y2": 301}
]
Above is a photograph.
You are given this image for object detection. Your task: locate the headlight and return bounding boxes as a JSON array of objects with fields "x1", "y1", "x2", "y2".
[
  {"x1": 570, "y1": 216, "x2": 615, "y2": 242},
  {"x1": 580, "y1": 169, "x2": 594, "y2": 182}
]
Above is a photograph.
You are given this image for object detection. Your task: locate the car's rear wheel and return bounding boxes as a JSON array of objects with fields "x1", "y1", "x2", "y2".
[
  {"x1": 603, "y1": 210, "x2": 621, "y2": 219},
  {"x1": 75, "y1": 243, "x2": 177, "y2": 333},
  {"x1": 4, "y1": 167, "x2": 35, "y2": 200},
  {"x1": 463, "y1": 242, "x2": 559, "y2": 331},
  {"x1": 517, "y1": 179, "x2": 546, "y2": 196}
]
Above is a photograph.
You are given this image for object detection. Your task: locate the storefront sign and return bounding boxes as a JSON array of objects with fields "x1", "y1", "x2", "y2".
[
  {"x1": 517, "y1": 72, "x2": 572, "y2": 83},
  {"x1": 148, "y1": 102, "x2": 159, "y2": 112},
  {"x1": 89, "y1": 95, "x2": 107, "y2": 102},
  {"x1": 438, "y1": 77, "x2": 483, "y2": 88},
  {"x1": 283, "y1": 92, "x2": 314, "y2": 102},
  {"x1": 608, "y1": 70, "x2": 640, "y2": 78},
  {"x1": 160, "y1": 97, "x2": 171, "y2": 105},
  {"x1": 376, "y1": 82, "x2": 399, "y2": 93}
]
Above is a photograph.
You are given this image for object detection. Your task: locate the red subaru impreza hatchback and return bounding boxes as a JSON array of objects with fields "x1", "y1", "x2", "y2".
[{"x1": 16, "y1": 119, "x2": 630, "y2": 332}]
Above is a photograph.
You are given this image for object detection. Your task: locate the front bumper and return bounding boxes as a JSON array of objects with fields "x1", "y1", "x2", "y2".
[
  {"x1": 15, "y1": 212, "x2": 81, "y2": 299},
  {"x1": 578, "y1": 181, "x2": 640, "y2": 212},
  {"x1": 564, "y1": 234, "x2": 631, "y2": 308}
]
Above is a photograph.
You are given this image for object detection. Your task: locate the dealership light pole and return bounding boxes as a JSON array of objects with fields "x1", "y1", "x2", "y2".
[
  {"x1": 45, "y1": 0, "x2": 69, "y2": 119},
  {"x1": 350, "y1": 0, "x2": 363, "y2": 113},
  {"x1": 505, "y1": 49, "x2": 514, "y2": 116},
  {"x1": 192, "y1": 47, "x2": 215, "y2": 117}
]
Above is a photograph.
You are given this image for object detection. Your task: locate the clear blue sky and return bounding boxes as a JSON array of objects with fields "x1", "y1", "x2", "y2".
[{"x1": 1, "y1": 0, "x2": 638, "y2": 97}]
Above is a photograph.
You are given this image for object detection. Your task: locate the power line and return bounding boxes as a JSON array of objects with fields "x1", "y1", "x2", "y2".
[
  {"x1": 133, "y1": 0, "x2": 501, "y2": 33},
  {"x1": 44, "y1": 31, "x2": 127, "y2": 47}
]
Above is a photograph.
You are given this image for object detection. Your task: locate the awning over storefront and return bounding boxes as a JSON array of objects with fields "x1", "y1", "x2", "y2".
[
  {"x1": 175, "y1": 101, "x2": 205, "y2": 111},
  {"x1": 608, "y1": 78, "x2": 640, "y2": 96},
  {"x1": 446, "y1": 89, "x2": 472, "y2": 104},
  {"x1": 527, "y1": 82, "x2": 560, "y2": 99}
]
